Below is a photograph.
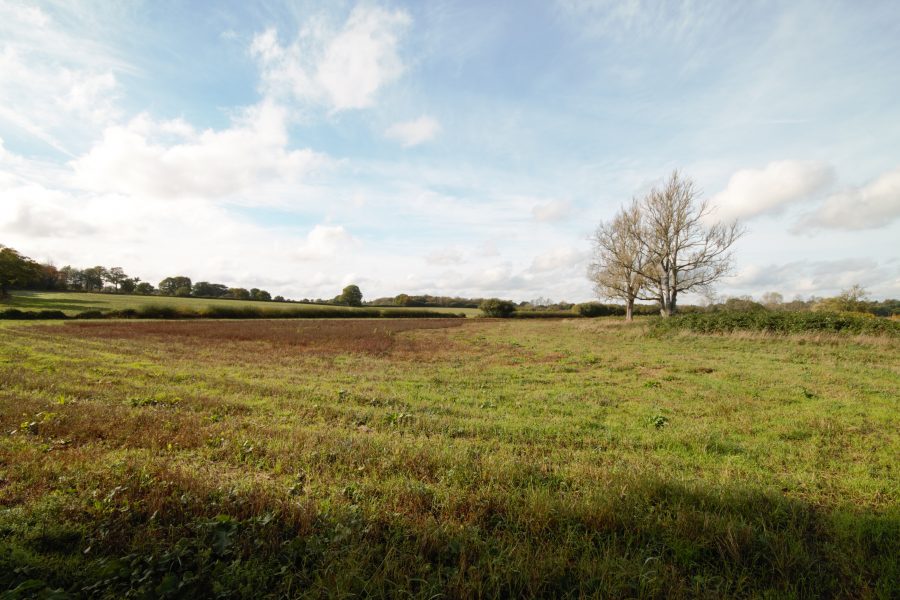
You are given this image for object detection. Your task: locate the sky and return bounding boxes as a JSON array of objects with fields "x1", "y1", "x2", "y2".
[{"x1": 1, "y1": 0, "x2": 899, "y2": 303}]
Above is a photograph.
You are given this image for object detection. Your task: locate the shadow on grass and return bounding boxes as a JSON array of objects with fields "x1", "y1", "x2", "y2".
[
  {"x1": 1, "y1": 291, "x2": 98, "y2": 312},
  {"x1": 0, "y1": 472, "x2": 896, "y2": 599}
]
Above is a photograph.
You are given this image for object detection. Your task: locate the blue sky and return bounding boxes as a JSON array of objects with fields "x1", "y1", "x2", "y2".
[{"x1": 1, "y1": 0, "x2": 899, "y2": 302}]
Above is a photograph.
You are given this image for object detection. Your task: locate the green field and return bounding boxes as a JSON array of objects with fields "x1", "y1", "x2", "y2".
[
  {"x1": 0, "y1": 291, "x2": 480, "y2": 317},
  {"x1": 1, "y1": 318, "x2": 897, "y2": 598}
]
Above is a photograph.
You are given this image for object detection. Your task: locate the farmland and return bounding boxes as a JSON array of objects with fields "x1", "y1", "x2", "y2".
[
  {"x1": 1, "y1": 318, "x2": 898, "y2": 598},
  {"x1": 0, "y1": 291, "x2": 479, "y2": 317}
]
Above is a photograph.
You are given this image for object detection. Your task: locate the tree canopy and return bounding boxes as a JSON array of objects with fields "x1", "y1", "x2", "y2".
[
  {"x1": 337, "y1": 285, "x2": 363, "y2": 307},
  {"x1": 0, "y1": 245, "x2": 41, "y2": 298}
]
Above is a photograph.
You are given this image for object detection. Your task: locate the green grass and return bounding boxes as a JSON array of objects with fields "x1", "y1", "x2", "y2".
[
  {"x1": 0, "y1": 318, "x2": 897, "y2": 598},
  {"x1": 1, "y1": 291, "x2": 479, "y2": 317}
]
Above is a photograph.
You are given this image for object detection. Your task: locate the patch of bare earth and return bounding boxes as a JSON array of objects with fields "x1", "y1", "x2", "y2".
[{"x1": 46, "y1": 319, "x2": 466, "y2": 355}]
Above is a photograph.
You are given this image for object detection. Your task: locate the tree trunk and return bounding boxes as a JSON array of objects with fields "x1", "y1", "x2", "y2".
[
  {"x1": 625, "y1": 298, "x2": 634, "y2": 322},
  {"x1": 659, "y1": 285, "x2": 677, "y2": 317}
]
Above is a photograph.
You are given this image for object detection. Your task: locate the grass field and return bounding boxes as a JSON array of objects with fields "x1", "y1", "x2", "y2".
[
  {"x1": 0, "y1": 291, "x2": 480, "y2": 317},
  {"x1": 1, "y1": 318, "x2": 897, "y2": 598}
]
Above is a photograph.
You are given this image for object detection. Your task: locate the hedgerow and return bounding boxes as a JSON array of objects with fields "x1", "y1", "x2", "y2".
[{"x1": 651, "y1": 310, "x2": 899, "y2": 336}]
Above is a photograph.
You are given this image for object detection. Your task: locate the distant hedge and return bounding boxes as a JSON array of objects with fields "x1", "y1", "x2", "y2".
[
  {"x1": 0, "y1": 309, "x2": 67, "y2": 320},
  {"x1": 511, "y1": 310, "x2": 575, "y2": 319},
  {"x1": 651, "y1": 310, "x2": 900, "y2": 337},
  {"x1": 572, "y1": 302, "x2": 660, "y2": 317},
  {"x1": 0, "y1": 306, "x2": 465, "y2": 321}
]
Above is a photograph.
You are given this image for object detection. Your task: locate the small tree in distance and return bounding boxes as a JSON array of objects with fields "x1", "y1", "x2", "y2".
[
  {"x1": 105, "y1": 267, "x2": 127, "y2": 292},
  {"x1": 0, "y1": 245, "x2": 41, "y2": 298},
  {"x1": 135, "y1": 282, "x2": 155, "y2": 295},
  {"x1": 479, "y1": 298, "x2": 516, "y2": 318},
  {"x1": 159, "y1": 276, "x2": 192, "y2": 296},
  {"x1": 337, "y1": 285, "x2": 363, "y2": 307}
]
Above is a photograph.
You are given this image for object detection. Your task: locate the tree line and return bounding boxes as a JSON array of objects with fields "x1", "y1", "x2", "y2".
[
  {"x1": 0, "y1": 244, "x2": 282, "y2": 301},
  {"x1": 0, "y1": 245, "x2": 377, "y2": 309}
]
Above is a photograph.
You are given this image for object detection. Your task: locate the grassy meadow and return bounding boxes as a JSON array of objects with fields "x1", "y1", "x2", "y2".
[
  {"x1": 0, "y1": 291, "x2": 479, "y2": 317},
  {"x1": 0, "y1": 317, "x2": 897, "y2": 598}
]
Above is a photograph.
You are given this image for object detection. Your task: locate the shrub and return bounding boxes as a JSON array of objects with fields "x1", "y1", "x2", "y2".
[
  {"x1": 134, "y1": 306, "x2": 185, "y2": 319},
  {"x1": 33, "y1": 310, "x2": 67, "y2": 320},
  {"x1": 379, "y1": 309, "x2": 464, "y2": 319},
  {"x1": 572, "y1": 302, "x2": 624, "y2": 317},
  {"x1": 74, "y1": 310, "x2": 106, "y2": 320},
  {"x1": 651, "y1": 310, "x2": 900, "y2": 337},
  {"x1": 0, "y1": 309, "x2": 67, "y2": 320},
  {"x1": 479, "y1": 299, "x2": 516, "y2": 318},
  {"x1": 512, "y1": 311, "x2": 573, "y2": 319}
]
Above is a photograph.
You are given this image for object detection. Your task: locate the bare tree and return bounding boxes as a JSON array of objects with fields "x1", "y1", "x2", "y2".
[
  {"x1": 629, "y1": 171, "x2": 743, "y2": 317},
  {"x1": 760, "y1": 291, "x2": 784, "y2": 309},
  {"x1": 588, "y1": 201, "x2": 647, "y2": 321}
]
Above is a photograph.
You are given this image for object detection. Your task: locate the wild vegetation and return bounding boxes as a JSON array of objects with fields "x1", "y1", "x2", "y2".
[
  {"x1": 652, "y1": 309, "x2": 900, "y2": 336},
  {"x1": 1, "y1": 318, "x2": 896, "y2": 598}
]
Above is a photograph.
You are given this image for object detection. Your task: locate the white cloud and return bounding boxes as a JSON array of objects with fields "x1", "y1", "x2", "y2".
[
  {"x1": 730, "y1": 258, "x2": 897, "y2": 298},
  {"x1": 529, "y1": 247, "x2": 588, "y2": 273},
  {"x1": 296, "y1": 225, "x2": 360, "y2": 260},
  {"x1": 425, "y1": 247, "x2": 464, "y2": 265},
  {"x1": 70, "y1": 101, "x2": 328, "y2": 202},
  {"x1": 251, "y1": 5, "x2": 411, "y2": 112},
  {"x1": 0, "y1": 3, "x2": 125, "y2": 154},
  {"x1": 798, "y1": 167, "x2": 900, "y2": 231},
  {"x1": 0, "y1": 167, "x2": 366, "y2": 297},
  {"x1": 0, "y1": 178, "x2": 94, "y2": 238},
  {"x1": 385, "y1": 115, "x2": 441, "y2": 147},
  {"x1": 531, "y1": 199, "x2": 574, "y2": 222},
  {"x1": 710, "y1": 160, "x2": 834, "y2": 222}
]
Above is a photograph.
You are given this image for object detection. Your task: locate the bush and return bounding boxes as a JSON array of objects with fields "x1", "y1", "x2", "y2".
[
  {"x1": 651, "y1": 310, "x2": 900, "y2": 337},
  {"x1": 33, "y1": 310, "x2": 67, "y2": 320},
  {"x1": 379, "y1": 309, "x2": 464, "y2": 319},
  {"x1": 74, "y1": 310, "x2": 106, "y2": 320},
  {"x1": 0, "y1": 309, "x2": 67, "y2": 320},
  {"x1": 512, "y1": 310, "x2": 574, "y2": 319},
  {"x1": 479, "y1": 299, "x2": 516, "y2": 318},
  {"x1": 572, "y1": 302, "x2": 624, "y2": 317},
  {"x1": 134, "y1": 306, "x2": 186, "y2": 319}
]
